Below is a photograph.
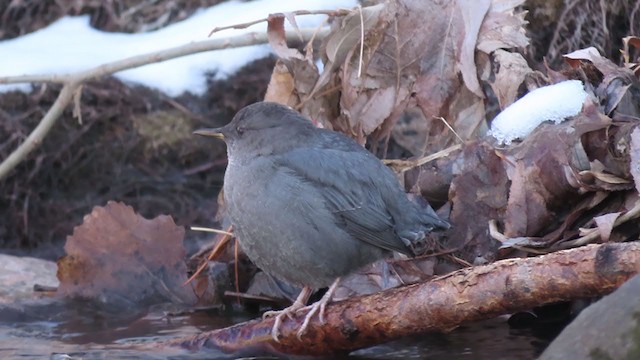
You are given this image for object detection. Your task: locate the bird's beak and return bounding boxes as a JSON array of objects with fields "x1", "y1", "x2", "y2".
[{"x1": 194, "y1": 128, "x2": 225, "y2": 139}]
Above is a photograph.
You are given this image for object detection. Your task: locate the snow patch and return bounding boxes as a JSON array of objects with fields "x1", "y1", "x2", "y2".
[
  {"x1": 0, "y1": 0, "x2": 357, "y2": 96},
  {"x1": 488, "y1": 80, "x2": 588, "y2": 145}
]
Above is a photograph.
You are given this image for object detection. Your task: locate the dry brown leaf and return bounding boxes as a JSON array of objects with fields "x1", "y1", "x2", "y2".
[
  {"x1": 264, "y1": 12, "x2": 344, "y2": 128},
  {"x1": 313, "y1": 3, "x2": 387, "y2": 96},
  {"x1": 404, "y1": 146, "x2": 457, "y2": 204},
  {"x1": 563, "y1": 47, "x2": 638, "y2": 116},
  {"x1": 448, "y1": 141, "x2": 509, "y2": 260},
  {"x1": 266, "y1": 13, "x2": 305, "y2": 61},
  {"x1": 576, "y1": 171, "x2": 633, "y2": 191},
  {"x1": 413, "y1": 1, "x2": 462, "y2": 122},
  {"x1": 458, "y1": 0, "x2": 491, "y2": 98},
  {"x1": 245, "y1": 272, "x2": 299, "y2": 303},
  {"x1": 57, "y1": 201, "x2": 196, "y2": 307},
  {"x1": 490, "y1": 49, "x2": 533, "y2": 109},
  {"x1": 295, "y1": 0, "x2": 528, "y2": 151},
  {"x1": 502, "y1": 106, "x2": 612, "y2": 237},
  {"x1": 622, "y1": 36, "x2": 640, "y2": 69},
  {"x1": 476, "y1": 0, "x2": 528, "y2": 53},
  {"x1": 347, "y1": 86, "x2": 402, "y2": 135},
  {"x1": 504, "y1": 160, "x2": 552, "y2": 237},
  {"x1": 594, "y1": 212, "x2": 621, "y2": 242},
  {"x1": 447, "y1": 84, "x2": 488, "y2": 142},
  {"x1": 582, "y1": 122, "x2": 636, "y2": 180},
  {"x1": 562, "y1": 47, "x2": 603, "y2": 68},
  {"x1": 334, "y1": 261, "x2": 400, "y2": 301},
  {"x1": 497, "y1": 236, "x2": 551, "y2": 250},
  {"x1": 264, "y1": 60, "x2": 299, "y2": 107}
]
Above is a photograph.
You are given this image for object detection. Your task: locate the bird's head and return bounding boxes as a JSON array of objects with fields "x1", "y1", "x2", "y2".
[{"x1": 194, "y1": 102, "x2": 314, "y2": 160}]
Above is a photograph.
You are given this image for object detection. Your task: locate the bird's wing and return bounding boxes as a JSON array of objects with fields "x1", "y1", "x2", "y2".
[{"x1": 276, "y1": 148, "x2": 413, "y2": 255}]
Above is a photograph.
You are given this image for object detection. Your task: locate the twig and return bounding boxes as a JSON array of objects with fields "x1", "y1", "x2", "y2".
[
  {"x1": 0, "y1": 28, "x2": 330, "y2": 181},
  {"x1": 207, "y1": 9, "x2": 351, "y2": 36},
  {"x1": 434, "y1": 116, "x2": 464, "y2": 143},
  {"x1": 0, "y1": 29, "x2": 329, "y2": 86},
  {"x1": 383, "y1": 144, "x2": 462, "y2": 173},
  {"x1": 224, "y1": 291, "x2": 282, "y2": 304},
  {"x1": 488, "y1": 220, "x2": 547, "y2": 255},
  {"x1": 190, "y1": 226, "x2": 234, "y2": 236},
  {"x1": 0, "y1": 82, "x2": 79, "y2": 180},
  {"x1": 184, "y1": 225, "x2": 234, "y2": 285}
]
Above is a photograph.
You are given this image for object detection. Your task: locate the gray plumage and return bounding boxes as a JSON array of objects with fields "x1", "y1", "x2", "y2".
[{"x1": 198, "y1": 102, "x2": 449, "y2": 289}]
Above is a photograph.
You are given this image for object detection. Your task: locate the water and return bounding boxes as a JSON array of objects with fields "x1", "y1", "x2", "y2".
[{"x1": 0, "y1": 300, "x2": 551, "y2": 359}]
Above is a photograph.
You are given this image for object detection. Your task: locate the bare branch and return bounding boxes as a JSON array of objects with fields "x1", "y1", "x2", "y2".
[
  {"x1": 0, "y1": 82, "x2": 79, "y2": 179},
  {"x1": 207, "y1": 9, "x2": 351, "y2": 35},
  {"x1": 0, "y1": 28, "x2": 329, "y2": 86},
  {"x1": 0, "y1": 28, "x2": 329, "y2": 181}
]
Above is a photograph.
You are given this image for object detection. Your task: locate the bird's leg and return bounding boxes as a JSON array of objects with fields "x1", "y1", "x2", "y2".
[
  {"x1": 295, "y1": 277, "x2": 341, "y2": 339},
  {"x1": 263, "y1": 286, "x2": 313, "y2": 341}
]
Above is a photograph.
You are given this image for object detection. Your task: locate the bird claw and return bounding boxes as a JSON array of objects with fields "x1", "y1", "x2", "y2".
[
  {"x1": 263, "y1": 279, "x2": 340, "y2": 342},
  {"x1": 263, "y1": 303, "x2": 304, "y2": 342},
  {"x1": 295, "y1": 299, "x2": 329, "y2": 339},
  {"x1": 262, "y1": 300, "x2": 328, "y2": 341}
]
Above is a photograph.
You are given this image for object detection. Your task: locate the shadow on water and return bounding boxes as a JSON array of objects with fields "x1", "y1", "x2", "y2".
[{"x1": 0, "y1": 299, "x2": 555, "y2": 359}]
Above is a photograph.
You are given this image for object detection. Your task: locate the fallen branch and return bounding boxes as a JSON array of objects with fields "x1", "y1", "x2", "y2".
[{"x1": 173, "y1": 242, "x2": 640, "y2": 356}]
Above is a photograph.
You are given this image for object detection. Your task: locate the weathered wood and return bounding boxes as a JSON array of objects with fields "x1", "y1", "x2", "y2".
[{"x1": 174, "y1": 242, "x2": 640, "y2": 356}]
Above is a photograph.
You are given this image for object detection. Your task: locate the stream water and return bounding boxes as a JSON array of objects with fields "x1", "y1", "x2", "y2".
[{"x1": 0, "y1": 298, "x2": 554, "y2": 359}]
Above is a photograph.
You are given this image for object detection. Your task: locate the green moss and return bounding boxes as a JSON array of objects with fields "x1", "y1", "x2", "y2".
[{"x1": 133, "y1": 110, "x2": 193, "y2": 155}]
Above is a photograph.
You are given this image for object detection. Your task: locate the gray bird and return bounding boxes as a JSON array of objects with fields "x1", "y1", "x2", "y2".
[{"x1": 195, "y1": 102, "x2": 450, "y2": 341}]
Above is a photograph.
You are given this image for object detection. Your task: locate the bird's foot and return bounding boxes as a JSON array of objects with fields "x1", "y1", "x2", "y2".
[
  {"x1": 263, "y1": 301, "x2": 306, "y2": 342},
  {"x1": 262, "y1": 279, "x2": 341, "y2": 341},
  {"x1": 294, "y1": 277, "x2": 341, "y2": 339},
  {"x1": 294, "y1": 296, "x2": 329, "y2": 339},
  {"x1": 263, "y1": 286, "x2": 313, "y2": 342}
]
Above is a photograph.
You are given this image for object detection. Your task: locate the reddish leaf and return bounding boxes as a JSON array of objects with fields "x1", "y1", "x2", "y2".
[
  {"x1": 448, "y1": 141, "x2": 509, "y2": 260},
  {"x1": 57, "y1": 201, "x2": 196, "y2": 307}
]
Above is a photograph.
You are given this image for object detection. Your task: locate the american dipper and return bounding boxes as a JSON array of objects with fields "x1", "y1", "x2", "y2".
[{"x1": 195, "y1": 102, "x2": 450, "y2": 340}]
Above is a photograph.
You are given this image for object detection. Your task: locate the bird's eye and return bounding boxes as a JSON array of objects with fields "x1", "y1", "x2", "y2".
[{"x1": 236, "y1": 126, "x2": 245, "y2": 135}]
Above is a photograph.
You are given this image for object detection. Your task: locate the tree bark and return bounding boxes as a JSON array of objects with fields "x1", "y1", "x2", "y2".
[{"x1": 174, "y1": 242, "x2": 640, "y2": 356}]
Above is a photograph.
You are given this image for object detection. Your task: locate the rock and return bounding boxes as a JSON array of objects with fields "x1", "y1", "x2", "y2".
[
  {"x1": 0, "y1": 254, "x2": 58, "y2": 304},
  {"x1": 539, "y1": 274, "x2": 640, "y2": 359}
]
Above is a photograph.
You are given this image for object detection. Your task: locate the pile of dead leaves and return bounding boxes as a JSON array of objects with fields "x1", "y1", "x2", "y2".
[
  {"x1": 51, "y1": 1, "x2": 640, "y2": 316},
  {"x1": 262, "y1": 0, "x2": 640, "y2": 268}
]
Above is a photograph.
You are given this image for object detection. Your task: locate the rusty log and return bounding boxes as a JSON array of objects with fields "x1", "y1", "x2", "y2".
[{"x1": 173, "y1": 242, "x2": 640, "y2": 356}]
